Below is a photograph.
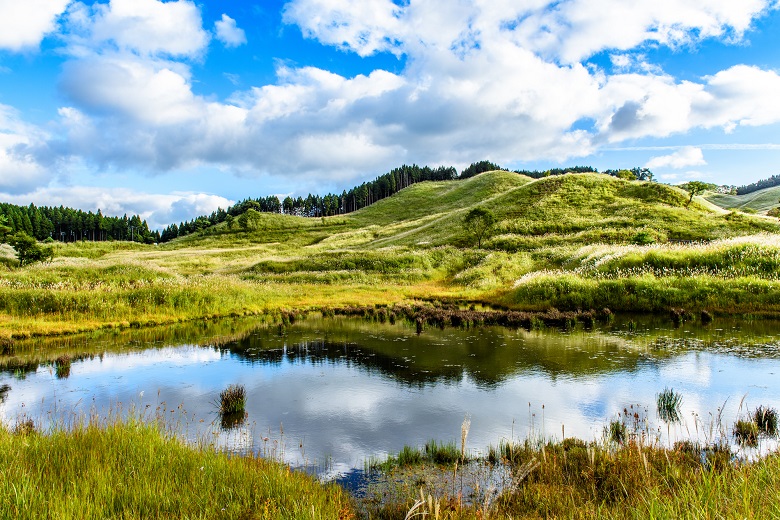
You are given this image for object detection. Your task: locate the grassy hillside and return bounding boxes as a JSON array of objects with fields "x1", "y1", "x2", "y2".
[
  {"x1": 707, "y1": 185, "x2": 780, "y2": 213},
  {"x1": 2, "y1": 171, "x2": 780, "y2": 338}
]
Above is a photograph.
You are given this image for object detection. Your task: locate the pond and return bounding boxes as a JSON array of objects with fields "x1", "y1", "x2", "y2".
[{"x1": 1, "y1": 314, "x2": 779, "y2": 479}]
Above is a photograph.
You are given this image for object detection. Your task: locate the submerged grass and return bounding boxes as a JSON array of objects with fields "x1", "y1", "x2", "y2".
[{"x1": 0, "y1": 418, "x2": 351, "y2": 520}]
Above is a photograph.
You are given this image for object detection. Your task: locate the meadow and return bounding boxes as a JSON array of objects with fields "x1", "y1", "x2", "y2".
[{"x1": 1, "y1": 171, "x2": 779, "y2": 340}]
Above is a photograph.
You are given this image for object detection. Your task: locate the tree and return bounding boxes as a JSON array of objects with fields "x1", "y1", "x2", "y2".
[
  {"x1": 463, "y1": 208, "x2": 496, "y2": 248},
  {"x1": 8, "y1": 232, "x2": 52, "y2": 266},
  {"x1": 682, "y1": 181, "x2": 711, "y2": 208}
]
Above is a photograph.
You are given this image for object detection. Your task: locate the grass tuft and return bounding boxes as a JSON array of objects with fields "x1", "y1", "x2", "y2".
[
  {"x1": 753, "y1": 406, "x2": 778, "y2": 437},
  {"x1": 734, "y1": 419, "x2": 760, "y2": 447},
  {"x1": 657, "y1": 388, "x2": 683, "y2": 424},
  {"x1": 218, "y1": 384, "x2": 246, "y2": 415}
]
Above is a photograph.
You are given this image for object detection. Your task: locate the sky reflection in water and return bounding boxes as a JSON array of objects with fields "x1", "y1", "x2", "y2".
[{"x1": 1, "y1": 317, "x2": 779, "y2": 475}]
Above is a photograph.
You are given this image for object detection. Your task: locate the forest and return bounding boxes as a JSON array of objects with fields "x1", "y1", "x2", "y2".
[{"x1": 0, "y1": 203, "x2": 158, "y2": 244}]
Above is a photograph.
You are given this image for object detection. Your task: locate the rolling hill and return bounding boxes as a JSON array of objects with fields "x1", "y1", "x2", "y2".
[{"x1": 706, "y1": 185, "x2": 780, "y2": 214}]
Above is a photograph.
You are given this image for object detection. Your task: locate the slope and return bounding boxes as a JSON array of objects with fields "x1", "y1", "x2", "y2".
[{"x1": 706, "y1": 185, "x2": 780, "y2": 214}]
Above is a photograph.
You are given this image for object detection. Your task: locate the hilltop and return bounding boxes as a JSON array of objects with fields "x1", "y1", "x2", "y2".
[{"x1": 2, "y1": 171, "x2": 780, "y2": 339}]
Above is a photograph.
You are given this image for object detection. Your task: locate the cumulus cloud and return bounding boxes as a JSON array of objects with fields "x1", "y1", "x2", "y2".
[
  {"x1": 74, "y1": 0, "x2": 209, "y2": 57},
  {"x1": 283, "y1": 0, "x2": 776, "y2": 63},
  {"x1": 646, "y1": 146, "x2": 706, "y2": 169},
  {"x1": 4, "y1": 0, "x2": 779, "y2": 217},
  {"x1": 598, "y1": 65, "x2": 780, "y2": 142},
  {"x1": 0, "y1": 0, "x2": 71, "y2": 51},
  {"x1": 0, "y1": 104, "x2": 53, "y2": 193},
  {"x1": 0, "y1": 186, "x2": 233, "y2": 230},
  {"x1": 214, "y1": 14, "x2": 247, "y2": 48}
]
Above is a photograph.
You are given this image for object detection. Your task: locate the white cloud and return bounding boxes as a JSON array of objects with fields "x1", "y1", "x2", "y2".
[
  {"x1": 283, "y1": 0, "x2": 776, "y2": 63},
  {"x1": 87, "y1": 0, "x2": 209, "y2": 57},
  {"x1": 214, "y1": 14, "x2": 247, "y2": 48},
  {"x1": 646, "y1": 146, "x2": 706, "y2": 169},
  {"x1": 597, "y1": 65, "x2": 780, "y2": 143},
  {"x1": 60, "y1": 54, "x2": 202, "y2": 126},
  {"x1": 0, "y1": 104, "x2": 53, "y2": 193},
  {"x1": 0, "y1": 186, "x2": 233, "y2": 230},
  {"x1": 3, "y1": 0, "x2": 779, "y2": 202},
  {"x1": 283, "y1": 0, "x2": 405, "y2": 57},
  {"x1": 0, "y1": 0, "x2": 71, "y2": 51}
]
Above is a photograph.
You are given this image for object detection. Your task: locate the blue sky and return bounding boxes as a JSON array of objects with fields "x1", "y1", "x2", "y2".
[{"x1": 1, "y1": 0, "x2": 780, "y2": 228}]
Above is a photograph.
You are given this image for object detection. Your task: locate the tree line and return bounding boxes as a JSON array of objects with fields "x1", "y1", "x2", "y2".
[
  {"x1": 159, "y1": 164, "x2": 458, "y2": 242},
  {"x1": 0, "y1": 203, "x2": 159, "y2": 244},
  {"x1": 735, "y1": 174, "x2": 780, "y2": 195}
]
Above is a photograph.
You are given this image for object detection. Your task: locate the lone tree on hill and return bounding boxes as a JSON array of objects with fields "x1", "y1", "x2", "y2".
[
  {"x1": 683, "y1": 181, "x2": 710, "y2": 208},
  {"x1": 463, "y1": 208, "x2": 496, "y2": 248}
]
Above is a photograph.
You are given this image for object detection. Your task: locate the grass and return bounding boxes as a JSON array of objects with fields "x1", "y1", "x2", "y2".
[
  {"x1": 0, "y1": 418, "x2": 351, "y2": 520},
  {"x1": 707, "y1": 185, "x2": 780, "y2": 214},
  {"x1": 656, "y1": 388, "x2": 683, "y2": 424},
  {"x1": 754, "y1": 406, "x2": 779, "y2": 436},
  {"x1": 363, "y1": 436, "x2": 780, "y2": 519},
  {"x1": 2, "y1": 172, "x2": 780, "y2": 338},
  {"x1": 219, "y1": 384, "x2": 247, "y2": 414}
]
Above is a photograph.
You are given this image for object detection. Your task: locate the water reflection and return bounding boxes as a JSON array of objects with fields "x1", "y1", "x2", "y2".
[{"x1": 1, "y1": 315, "x2": 779, "y2": 475}]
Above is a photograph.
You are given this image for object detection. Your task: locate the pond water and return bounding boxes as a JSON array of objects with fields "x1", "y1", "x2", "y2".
[{"x1": 1, "y1": 314, "x2": 779, "y2": 479}]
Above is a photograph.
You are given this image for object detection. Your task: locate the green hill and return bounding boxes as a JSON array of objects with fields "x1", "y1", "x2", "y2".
[
  {"x1": 176, "y1": 171, "x2": 777, "y2": 251},
  {"x1": 706, "y1": 185, "x2": 780, "y2": 214},
  {"x1": 4, "y1": 171, "x2": 780, "y2": 339}
]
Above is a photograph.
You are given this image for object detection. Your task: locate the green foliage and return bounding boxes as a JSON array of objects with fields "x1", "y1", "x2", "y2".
[
  {"x1": 459, "y1": 160, "x2": 505, "y2": 179},
  {"x1": 606, "y1": 418, "x2": 628, "y2": 444},
  {"x1": 8, "y1": 232, "x2": 53, "y2": 266},
  {"x1": 219, "y1": 384, "x2": 246, "y2": 414},
  {"x1": 754, "y1": 406, "x2": 778, "y2": 437},
  {"x1": 682, "y1": 181, "x2": 714, "y2": 207},
  {"x1": 463, "y1": 207, "x2": 496, "y2": 248},
  {"x1": 734, "y1": 419, "x2": 759, "y2": 446}
]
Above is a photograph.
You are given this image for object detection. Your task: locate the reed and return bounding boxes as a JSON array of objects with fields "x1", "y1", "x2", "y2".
[
  {"x1": 218, "y1": 384, "x2": 246, "y2": 415},
  {"x1": 656, "y1": 388, "x2": 683, "y2": 424},
  {"x1": 754, "y1": 406, "x2": 778, "y2": 437}
]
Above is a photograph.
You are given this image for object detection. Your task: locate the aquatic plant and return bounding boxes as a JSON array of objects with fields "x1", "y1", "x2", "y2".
[
  {"x1": 657, "y1": 388, "x2": 683, "y2": 424},
  {"x1": 218, "y1": 384, "x2": 246, "y2": 415},
  {"x1": 754, "y1": 406, "x2": 778, "y2": 437},
  {"x1": 54, "y1": 355, "x2": 71, "y2": 379},
  {"x1": 606, "y1": 419, "x2": 627, "y2": 445},
  {"x1": 734, "y1": 419, "x2": 759, "y2": 447}
]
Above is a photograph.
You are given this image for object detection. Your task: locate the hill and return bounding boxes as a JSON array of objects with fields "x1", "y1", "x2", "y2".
[
  {"x1": 178, "y1": 171, "x2": 776, "y2": 250},
  {"x1": 706, "y1": 185, "x2": 780, "y2": 214},
  {"x1": 3, "y1": 171, "x2": 780, "y2": 339}
]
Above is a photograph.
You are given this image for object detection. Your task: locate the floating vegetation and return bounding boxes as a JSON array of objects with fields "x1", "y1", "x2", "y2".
[{"x1": 54, "y1": 355, "x2": 71, "y2": 379}]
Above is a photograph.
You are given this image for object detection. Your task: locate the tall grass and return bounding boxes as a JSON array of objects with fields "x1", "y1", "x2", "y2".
[
  {"x1": 3, "y1": 172, "x2": 780, "y2": 339},
  {"x1": 0, "y1": 418, "x2": 350, "y2": 519}
]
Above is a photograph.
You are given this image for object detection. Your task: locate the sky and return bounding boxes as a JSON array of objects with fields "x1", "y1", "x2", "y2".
[{"x1": 1, "y1": 0, "x2": 780, "y2": 229}]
